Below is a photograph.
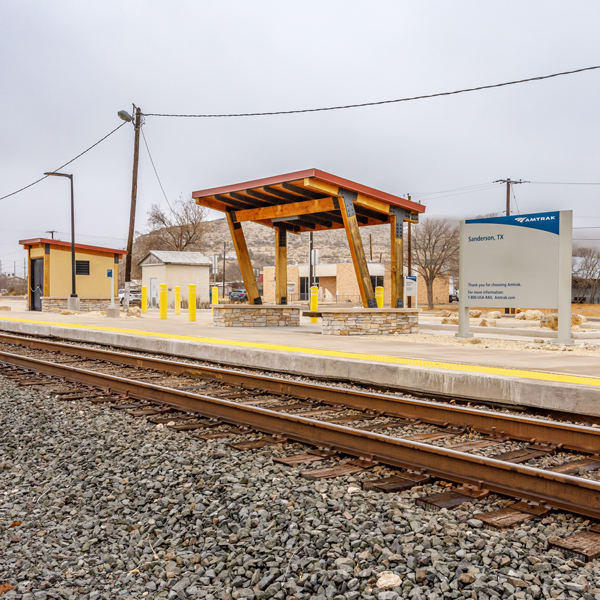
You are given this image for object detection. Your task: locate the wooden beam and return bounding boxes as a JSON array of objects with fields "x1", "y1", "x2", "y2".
[
  {"x1": 225, "y1": 212, "x2": 261, "y2": 305},
  {"x1": 194, "y1": 196, "x2": 230, "y2": 213},
  {"x1": 390, "y1": 211, "x2": 404, "y2": 308},
  {"x1": 235, "y1": 197, "x2": 336, "y2": 223},
  {"x1": 302, "y1": 178, "x2": 391, "y2": 216},
  {"x1": 338, "y1": 189, "x2": 376, "y2": 308},
  {"x1": 275, "y1": 226, "x2": 288, "y2": 305}
]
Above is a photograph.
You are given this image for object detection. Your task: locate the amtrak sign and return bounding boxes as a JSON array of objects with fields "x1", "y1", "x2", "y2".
[{"x1": 457, "y1": 210, "x2": 573, "y2": 343}]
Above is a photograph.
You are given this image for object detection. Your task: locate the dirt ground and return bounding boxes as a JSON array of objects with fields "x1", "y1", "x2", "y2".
[{"x1": 420, "y1": 303, "x2": 600, "y2": 317}]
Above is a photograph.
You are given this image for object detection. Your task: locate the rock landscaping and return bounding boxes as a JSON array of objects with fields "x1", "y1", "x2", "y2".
[{"x1": 2, "y1": 378, "x2": 600, "y2": 599}]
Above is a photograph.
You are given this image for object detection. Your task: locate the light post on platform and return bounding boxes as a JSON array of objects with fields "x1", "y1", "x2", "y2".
[
  {"x1": 118, "y1": 106, "x2": 142, "y2": 312},
  {"x1": 44, "y1": 171, "x2": 79, "y2": 310}
]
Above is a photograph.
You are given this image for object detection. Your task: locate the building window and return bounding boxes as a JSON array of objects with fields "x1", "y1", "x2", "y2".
[{"x1": 75, "y1": 260, "x2": 90, "y2": 275}]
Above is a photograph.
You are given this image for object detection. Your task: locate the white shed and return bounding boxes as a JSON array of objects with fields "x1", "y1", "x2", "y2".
[{"x1": 139, "y1": 251, "x2": 211, "y2": 307}]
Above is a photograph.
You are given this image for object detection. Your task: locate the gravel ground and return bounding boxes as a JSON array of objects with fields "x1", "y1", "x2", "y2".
[{"x1": 4, "y1": 378, "x2": 600, "y2": 600}]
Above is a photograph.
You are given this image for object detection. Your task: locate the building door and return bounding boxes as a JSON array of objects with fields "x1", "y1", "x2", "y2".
[
  {"x1": 150, "y1": 278, "x2": 158, "y2": 307},
  {"x1": 31, "y1": 258, "x2": 43, "y2": 311}
]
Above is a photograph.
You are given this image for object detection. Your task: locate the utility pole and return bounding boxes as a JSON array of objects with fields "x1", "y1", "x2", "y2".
[
  {"x1": 495, "y1": 179, "x2": 525, "y2": 313},
  {"x1": 123, "y1": 105, "x2": 142, "y2": 312},
  {"x1": 369, "y1": 235, "x2": 373, "y2": 261},
  {"x1": 494, "y1": 179, "x2": 525, "y2": 216},
  {"x1": 45, "y1": 230, "x2": 57, "y2": 240},
  {"x1": 407, "y1": 194, "x2": 412, "y2": 309}
]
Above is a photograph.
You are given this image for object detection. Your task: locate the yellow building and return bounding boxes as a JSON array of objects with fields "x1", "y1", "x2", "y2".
[{"x1": 20, "y1": 238, "x2": 127, "y2": 312}]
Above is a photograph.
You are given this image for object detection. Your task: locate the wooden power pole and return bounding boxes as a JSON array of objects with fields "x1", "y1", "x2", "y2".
[
  {"x1": 407, "y1": 195, "x2": 412, "y2": 308},
  {"x1": 124, "y1": 106, "x2": 142, "y2": 312}
]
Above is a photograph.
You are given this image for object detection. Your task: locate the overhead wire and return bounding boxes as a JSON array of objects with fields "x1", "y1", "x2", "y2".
[
  {"x1": 414, "y1": 184, "x2": 502, "y2": 202},
  {"x1": 511, "y1": 184, "x2": 521, "y2": 214},
  {"x1": 410, "y1": 182, "x2": 498, "y2": 197},
  {"x1": 143, "y1": 65, "x2": 600, "y2": 119},
  {"x1": 528, "y1": 181, "x2": 600, "y2": 185},
  {"x1": 141, "y1": 125, "x2": 175, "y2": 213},
  {"x1": 0, "y1": 121, "x2": 128, "y2": 201}
]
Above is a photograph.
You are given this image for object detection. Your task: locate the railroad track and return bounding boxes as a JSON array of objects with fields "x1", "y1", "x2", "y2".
[{"x1": 2, "y1": 332, "x2": 600, "y2": 560}]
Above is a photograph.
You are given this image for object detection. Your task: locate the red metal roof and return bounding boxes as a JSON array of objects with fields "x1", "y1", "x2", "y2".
[
  {"x1": 19, "y1": 238, "x2": 127, "y2": 255},
  {"x1": 193, "y1": 168, "x2": 425, "y2": 213}
]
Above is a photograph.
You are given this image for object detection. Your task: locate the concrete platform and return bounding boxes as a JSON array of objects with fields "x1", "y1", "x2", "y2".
[{"x1": 1, "y1": 311, "x2": 600, "y2": 417}]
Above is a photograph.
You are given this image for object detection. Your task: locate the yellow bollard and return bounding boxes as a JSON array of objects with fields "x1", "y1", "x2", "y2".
[
  {"x1": 310, "y1": 285, "x2": 318, "y2": 324},
  {"x1": 160, "y1": 284, "x2": 167, "y2": 320},
  {"x1": 188, "y1": 284, "x2": 196, "y2": 322},
  {"x1": 141, "y1": 286, "x2": 147, "y2": 314},
  {"x1": 174, "y1": 286, "x2": 181, "y2": 315},
  {"x1": 375, "y1": 286, "x2": 384, "y2": 309},
  {"x1": 211, "y1": 286, "x2": 219, "y2": 316}
]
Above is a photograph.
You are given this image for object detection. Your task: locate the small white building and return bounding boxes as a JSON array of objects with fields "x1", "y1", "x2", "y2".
[{"x1": 139, "y1": 251, "x2": 211, "y2": 307}]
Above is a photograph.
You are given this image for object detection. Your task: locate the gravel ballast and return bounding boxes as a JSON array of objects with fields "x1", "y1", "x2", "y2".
[{"x1": 3, "y1": 377, "x2": 600, "y2": 599}]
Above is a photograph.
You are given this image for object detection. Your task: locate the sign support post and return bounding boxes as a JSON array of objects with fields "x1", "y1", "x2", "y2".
[
  {"x1": 555, "y1": 210, "x2": 573, "y2": 345},
  {"x1": 456, "y1": 224, "x2": 473, "y2": 338}
]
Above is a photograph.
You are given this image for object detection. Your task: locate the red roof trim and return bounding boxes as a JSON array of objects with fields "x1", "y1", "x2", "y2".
[
  {"x1": 192, "y1": 168, "x2": 426, "y2": 213},
  {"x1": 19, "y1": 238, "x2": 127, "y2": 255}
]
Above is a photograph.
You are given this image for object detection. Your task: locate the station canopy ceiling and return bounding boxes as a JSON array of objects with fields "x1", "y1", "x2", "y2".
[{"x1": 192, "y1": 169, "x2": 426, "y2": 234}]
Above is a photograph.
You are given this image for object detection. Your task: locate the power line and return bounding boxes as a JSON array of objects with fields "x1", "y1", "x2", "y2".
[
  {"x1": 0, "y1": 121, "x2": 128, "y2": 201},
  {"x1": 528, "y1": 181, "x2": 600, "y2": 185},
  {"x1": 140, "y1": 127, "x2": 174, "y2": 213},
  {"x1": 420, "y1": 184, "x2": 502, "y2": 202},
  {"x1": 511, "y1": 185, "x2": 521, "y2": 214},
  {"x1": 410, "y1": 182, "x2": 499, "y2": 197},
  {"x1": 143, "y1": 65, "x2": 600, "y2": 119}
]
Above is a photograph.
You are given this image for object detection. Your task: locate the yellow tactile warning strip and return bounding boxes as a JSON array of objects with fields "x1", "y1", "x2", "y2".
[{"x1": 0, "y1": 315, "x2": 599, "y2": 388}]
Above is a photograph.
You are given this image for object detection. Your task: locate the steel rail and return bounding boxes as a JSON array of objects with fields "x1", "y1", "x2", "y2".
[
  {"x1": 2, "y1": 349, "x2": 600, "y2": 519},
  {"x1": 0, "y1": 334, "x2": 599, "y2": 453}
]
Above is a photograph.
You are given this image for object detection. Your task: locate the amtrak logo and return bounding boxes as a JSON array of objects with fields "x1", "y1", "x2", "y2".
[{"x1": 515, "y1": 215, "x2": 555, "y2": 223}]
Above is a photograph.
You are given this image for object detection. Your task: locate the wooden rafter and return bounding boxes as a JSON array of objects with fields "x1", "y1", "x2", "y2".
[{"x1": 235, "y1": 197, "x2": 336, "y2": 223}]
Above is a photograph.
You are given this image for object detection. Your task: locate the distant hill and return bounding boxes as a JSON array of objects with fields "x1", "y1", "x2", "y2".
[{"x1": 201, "y1": 217, "x2": 394, "y2": 268}]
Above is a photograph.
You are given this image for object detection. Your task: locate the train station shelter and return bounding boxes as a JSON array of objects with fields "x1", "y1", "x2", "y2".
[
  {"x1": 20, "y1": 238, "x2": 127, "y2": 312},
  {"x1": 192, "y1": 169, "x2": 426, "y2": 308}
]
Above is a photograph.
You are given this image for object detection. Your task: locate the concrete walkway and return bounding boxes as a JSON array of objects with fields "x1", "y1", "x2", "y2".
[{"x1": 1, "y1": 310, "x2": 599, "y2": 416}]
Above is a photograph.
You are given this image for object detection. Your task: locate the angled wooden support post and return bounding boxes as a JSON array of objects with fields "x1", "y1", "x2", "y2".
[
  {"x1": 226, "y1": 211, "x2": 262, "y2": 305},
  {"x1": 338, "y1": 188, "x2": 376, "y2": 308},
  {"x1": 275, "y1": 226, "x2": 288, "y2": 305}
]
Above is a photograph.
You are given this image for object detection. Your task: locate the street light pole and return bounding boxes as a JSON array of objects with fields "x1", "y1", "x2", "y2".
[
  {"x1": 44, "y1": 172, "x2": 78, "y2": 310},
  {"x1": 118, "y1": 106, "x2": 142, "y2": 312}
]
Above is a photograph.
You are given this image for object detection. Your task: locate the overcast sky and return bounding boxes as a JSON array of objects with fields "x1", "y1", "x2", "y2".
[{"x1": 1, "y1": 1, "x2": 600, "y2": 276}]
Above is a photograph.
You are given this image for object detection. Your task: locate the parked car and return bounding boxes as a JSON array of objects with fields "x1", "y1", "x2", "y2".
[
  {"x1": 0, "y1": 289, "x2": 7, "y2": 294},
  {"x1": 120, "y1": 290, "x2": 142, "y2": 306},
  {"x1": 229, "y1": 289, "x2": 248, "y2": 302}
]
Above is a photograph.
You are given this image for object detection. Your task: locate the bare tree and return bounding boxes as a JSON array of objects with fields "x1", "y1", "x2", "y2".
[
  {"x1": 573, "y1": 247, "x2": 600, "y2": 303},
  {"x1": 412, "y1": 218, "x2": 460, "y2": 309},
  {"x1": 147, "y1": 196, "x2": 208, "y2": 251}
]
